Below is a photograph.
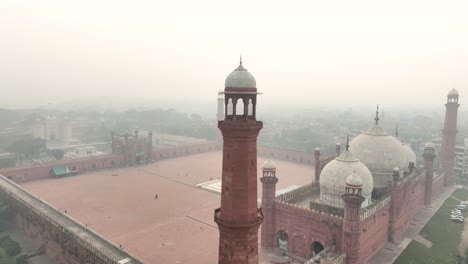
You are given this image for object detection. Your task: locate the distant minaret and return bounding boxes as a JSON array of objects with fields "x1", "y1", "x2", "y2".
[
  {"x1": 314, "y1": 147, "x2": 321, "y2": 182},
  {"x1": 260, "y1": 158, "x2": 278, "y2": 249},
  {"x1": 216, "y1": 90, "x2": 224, "y2": 146},
  {"x1": 335, "y1": 143, "x2": 341, "y2": 156},
  {"x1": 423, "y1": 141, "x2": 436, "y2": 206},
  {"x1": 217, "y1": 90, "x2": 224, "y2": 121},
  {"x1": 441, "y1": 89, "x2": 459, "y2": 186}
]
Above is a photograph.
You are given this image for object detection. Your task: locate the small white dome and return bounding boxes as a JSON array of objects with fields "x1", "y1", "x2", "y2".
[
  {"x1": 425, "y1": 141, "x2": 435, "y2": 149},
  {"x1": 346, "y1": 172, "x2": 363, "y2": 187},
  {"x1": 263, "y1": 158, "x2": 276, "y2": 170},
  {"x1": 319, "y1": 149, "x2": 373, "y2": 208},
  {"x1": 448, "y1": 88, "x2": 459, "y2": 97},
  {"x1": 349, "y1": 123, "x2": 407, "y2": 188},
  {"x1": 225, "y1": 63, "x2": 256, "y2": 88}
]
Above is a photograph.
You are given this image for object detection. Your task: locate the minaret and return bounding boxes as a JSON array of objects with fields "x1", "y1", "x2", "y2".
[
  {"x1": 335, "y1": 143, "x2": 341, "y2": 156},
  {"x1": 441, "y1": 89, "x2": 460, "y2": 186},
  {"x1": 423, "y1": 142, "x2": 436, "y2": 206},
  {"x1": 314, "y1": 147, "x2": 321, "y2": 182},
  {"x1": 260, "y1": 158, "x2": 278, "y2": 249},
  {"x1": 388, "y1": 167, "x2": 401, "y2": 242},
  {"x1": 148, "y1": 130, "x2": 153, "y2": 162},
  {"x1": 341, "y1": 172, "x2": 365, "y2": 264},
  {"x1": 215, "y1": 59, "x2": 263, "y2": 264},
  {"x1": 111, "y1": 130, "x2": 116, "y2": 154},
  {"x1": 217, "y1": 90, "x2": 225, "y2": 121},
  {"x1": 216, "y1": 90, "x2": 225, "y2": 147}
]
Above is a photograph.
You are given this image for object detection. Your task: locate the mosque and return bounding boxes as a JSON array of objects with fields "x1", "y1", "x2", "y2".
[{"x1": 215, "y1": 60, "x2": 459, "y2": 264}]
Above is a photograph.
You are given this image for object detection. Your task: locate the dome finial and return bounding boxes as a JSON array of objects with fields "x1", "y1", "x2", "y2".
[
  {"x1": 395, "y1": 124, "x2": 399, "y2": 138},
  {"x1": 345, "y1": 134, "x2": 350, "y2": 151},
  {"x1": 375, "y1": 105, "x2": 380, "y2": 124},
  {"x1": 239, "y1": 55, "x2": 242, "y2": 65}
]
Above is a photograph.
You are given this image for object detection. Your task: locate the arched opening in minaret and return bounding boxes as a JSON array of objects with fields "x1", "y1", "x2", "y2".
[
  {"x1": 227, "y1": 98, "x2": 233, "y2": 116},
  {"x1": 277, "y1": 230, "x2": 288, "y2": 251},
  {"x1": 236, "y1": 98, "x2": 244, "y2": 117},
  {"x1": 311, "y1": 241, "x2": 324, "y2": 256},
  {"x1": 247, "y1": 99, "x2": 253, "y2": 117}
]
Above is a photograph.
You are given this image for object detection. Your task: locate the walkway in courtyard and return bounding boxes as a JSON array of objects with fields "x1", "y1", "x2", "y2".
[{"x1": 368, "y1": 185, "x2": 458, "y2": 264}]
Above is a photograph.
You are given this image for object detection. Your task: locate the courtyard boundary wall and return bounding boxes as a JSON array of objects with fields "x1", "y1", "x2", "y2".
[
  {"x1": 0, "y1": 141, "x2": 221, "y2": 184},
  {"x1": 258, "y1": 146, "x2": 315, "y2": 165}
]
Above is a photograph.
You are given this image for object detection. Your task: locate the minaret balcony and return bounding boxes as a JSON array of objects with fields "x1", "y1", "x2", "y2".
[{"x1": 214, "y1": 208, "x2": 264, "y2": 227}]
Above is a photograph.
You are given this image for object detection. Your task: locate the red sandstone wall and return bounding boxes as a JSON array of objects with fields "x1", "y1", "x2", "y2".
[
  {"x1": 0, "y1": 155, "x2": 123, "y2": 183},
  {"x1": 0, "y1": 141, "x2": 220, "y2": 184},
  {"x1": 15, "y1": 213, "x2": 106, "y2": 264},
  {"x1": 258, "y1": 146, "x2": 314, "y2": 165},
  {"x1": 274, "y1": 201, "x2": 343, "y2": 259},
  {"x1": 359, "y1": 204, "x2": 390, "y2": 263}
]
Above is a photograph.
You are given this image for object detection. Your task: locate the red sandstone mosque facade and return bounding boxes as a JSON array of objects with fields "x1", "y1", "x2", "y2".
[{"x1": 216, "y1": 61, "x2": 460, "y2": 264}]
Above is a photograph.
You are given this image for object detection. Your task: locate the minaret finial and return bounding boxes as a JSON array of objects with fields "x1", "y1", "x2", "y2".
[
  {"x1": 345, "y1": 134, "x2": 350, "y2": 151},
  {"x1": 375, "y1": 105, "x2": 380, "y2": 124},
  {"x1": 239, "y1": 55, "x2": 242, "y2": 65},
  {"x1": 395, "y1": 124, "x2": 399, "y2": 138}
]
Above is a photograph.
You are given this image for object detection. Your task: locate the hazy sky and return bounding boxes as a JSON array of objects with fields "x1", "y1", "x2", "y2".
[{"x1": 1, "y1": 0, "x2": 467, "y2": 109}]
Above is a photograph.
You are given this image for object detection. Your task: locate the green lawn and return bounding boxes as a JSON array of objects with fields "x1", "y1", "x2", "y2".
[{"x1": 394, "y1": 188, "x2": 468, "y2": 264}]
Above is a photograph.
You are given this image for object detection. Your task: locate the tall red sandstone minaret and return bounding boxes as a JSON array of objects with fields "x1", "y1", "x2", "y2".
[
  {"x1": 441, "y1": 89, "x2": 459, "y2": 186},
  {"x1": 260, "y1": 158, "x2": 278, "y2": 249},
  {"x1": 423, "y1": 141, "x2": 436, "y2": 206},
  {"x1": 341, "y1": 172, "x2": 365, "y2": 264},
  {"x1": 215, "y1": 58, "x2": 263, "y2": 264}
]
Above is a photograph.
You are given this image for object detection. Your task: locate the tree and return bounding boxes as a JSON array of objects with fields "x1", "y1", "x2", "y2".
[{"x1": 6, "y1": 138, "x2": 47, "y2": 159}]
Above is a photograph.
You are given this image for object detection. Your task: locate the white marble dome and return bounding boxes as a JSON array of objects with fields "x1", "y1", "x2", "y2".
[
  {"x1": 425, "y1": 141, "x2": 435, "y2": 149},
  {"x1": 225, "y1": 63, "x2": 256, "y2": 88},
  {"x1": 448, "y1": 88, "x2": 459, "y2": 97},
  {"x1": 319, "y1": 149, "x2": 373, "y2": 208},
  {"x1": 349, "y1": 123, "x2": 407, "y2": 188},
  {"x1": 263, "y1": 158, "x2": 276, "y2": 170}
]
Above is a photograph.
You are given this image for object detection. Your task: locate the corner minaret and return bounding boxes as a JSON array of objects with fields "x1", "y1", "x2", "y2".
[
  {"x1": 216, "y1": 90, "x2": 225, "y2": 147},
  {"x1": 217, "y1": 90, "x2": 225, "y2": 121},
  {"x1": 215, "y1": 59, "x2": 263, "y2": 264},
  {"x1": 341, "y1": 172, "x2": 365, "y2": 264},
  {"x1": 423, "y1": 141, "x2": 436, "y2": 206},
  {"x1": 260, "y1": 158, "x2": 278, "y2": 249},
  {"x1": 441, "y1": 89, "x2": 460, "y2": 186},
  {"x1": 314, "y1": 147, "x2": 321, "y2": 182}
]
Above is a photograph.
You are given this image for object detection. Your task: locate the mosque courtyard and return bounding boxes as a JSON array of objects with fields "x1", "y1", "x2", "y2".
[{"x1": 20, "y1": 151, "x2": 313, "y2": 264}]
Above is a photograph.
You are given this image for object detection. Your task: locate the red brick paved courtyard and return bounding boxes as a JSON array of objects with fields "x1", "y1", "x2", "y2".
[{"x1": 21, "y1": 151, "x2": 313, "y2": 263}]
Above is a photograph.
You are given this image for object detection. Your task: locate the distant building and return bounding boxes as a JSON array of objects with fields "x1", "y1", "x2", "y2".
[
  {"x1": 111, "y1": 129, "x2": 153, "y2": 166},
  {"x1": 32, "y1": 116, "x2": 72, "y2": 145},
  {"x1": 455, "y1": 138, "x2": 468, "y2": 180},
  {"x1": 65, "y1": 146, "x2": 105, "y2": 159}
]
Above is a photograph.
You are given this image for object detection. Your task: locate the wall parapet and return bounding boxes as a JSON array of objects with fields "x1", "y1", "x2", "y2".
[
  {"x1": 275, "y1": 182, "x2": 320, "y2": 202},
  {"x1": 360, "y1": 195, "x2": 391, "y2": 221},
  {"x1": 0, "y1": 175, "x2": 144, "y2": 264},
  {"x1": 274, "y1": 199, "x2": 342, "y2": 224}
]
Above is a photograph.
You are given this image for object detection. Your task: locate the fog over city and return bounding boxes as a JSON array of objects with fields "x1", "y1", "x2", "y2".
[{"x1": 1, "y1": 0, "x2": 467, "y2": 110}]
